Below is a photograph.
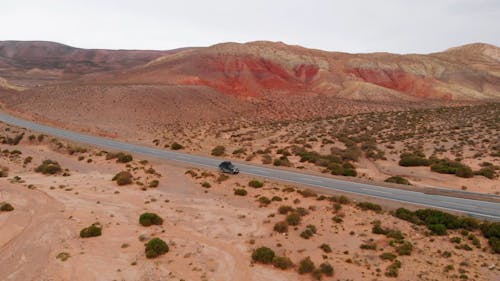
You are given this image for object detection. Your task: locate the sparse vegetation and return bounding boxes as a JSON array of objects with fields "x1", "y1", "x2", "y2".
[
  {"x1": 170, "y1": 142, "x2": 184, "y2": 150},
  {"x1": 145, "y1": 238, "x2": 169, "y2": 258},
  {"x1": 384, "y1": 176, "x2": 411, "y2": 185},
  {"x1": 272, "y1": 256, "x2": 293, "y2": 269},
  {"x1": 35, "y1": 160, "x2": 62, "y2": 175},
  {"x1": 357, "y1": 202, "x2": 382, "y2": 212},
  {"x1": 112, "y1": 171, "x2": 133, "y2": 185},
  {"x1": 0, "y1": 202, "x2": 14, "y2": 212},
  {"x1": 139, "y1": 212, "x2": 163, "y2": 226},
  {"x1": 211, "y1": 145, "x2": 226, "y2": 156},
  {"x1": 248, "y1": 180, "x2": 264, "y2": 188},
  {"x1": 252, "y1": 247, "x2": 275, "y2": 264},
  {"x1": 80, "y1": 223, "x2": 102, "y2": 238},
  {"x1": 274, "y1": 221, "x2": 288, "y2": 233},
  {"x1": 234, "y1": 188, "x2": 248, "y2": 196},
  {"x1": 298, "y1": 256, "x2": 315, "y2": 274}
]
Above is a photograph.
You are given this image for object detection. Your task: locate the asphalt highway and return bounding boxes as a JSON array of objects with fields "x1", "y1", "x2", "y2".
[{"x1": 0, "y1": 111, "x2": 498, "y2": 221}]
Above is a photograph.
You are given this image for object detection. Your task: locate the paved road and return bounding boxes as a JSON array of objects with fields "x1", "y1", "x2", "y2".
[{"x1": 0, "y1": 112, "x2": 498, "y2": 221}]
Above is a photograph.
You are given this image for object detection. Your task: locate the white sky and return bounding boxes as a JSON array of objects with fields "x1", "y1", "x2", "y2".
[{"x1": 1, "y1": 0, "x2": 499, "y2": 54}]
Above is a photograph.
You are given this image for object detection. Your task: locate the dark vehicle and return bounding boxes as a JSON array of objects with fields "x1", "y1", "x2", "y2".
[{"x1": 219, "y1": 161, "x2": 239, "y2": 174}]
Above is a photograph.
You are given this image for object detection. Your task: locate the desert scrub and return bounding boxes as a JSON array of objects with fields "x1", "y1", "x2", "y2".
[
  {"x1": 112, "y1": 171, "x2": 133, "y2": 185},
  {"x1": 430, "y1": 159, "x2": 473, "y2": 178},
  {"x1": 360, "y1": 242, "x2": 377, "y2": 250},
  {"x1": 357, "y1": 202, "x2": 382, "y2": 212},
  {"x1": 0, "y1": 202, "x2": 14, "y2": 212},
  {"x1": 300, "y1": 228, "x2": 314, "y2": 239},
  {"x1": 272, "y1": 256, "x2": 293, "y2": 269},
  {"x1": 185, "y1": 169, "x2": 198, "y2": 177},
  {"x1": 201, "y1": 181, "x2": 211, "y2": 188},
  {"x1": 278, "y1": 205, "x2": 294, "y2": 214},
  {"x1": 234, "y1": 188, "x2": 248, "y2": 196},
  {"x1": 274, "y1": 221, "x2": 289, "y2": 233},
  {"x1": 216, "y1": 173, "x2": 229, "y2": 183},
  {"x1": 379, "y1": 252, "x2": 397, "y2": 261},
  {"x1": 211, "y1": 145, "x2": 226, "y2": 156},
  {"x1": 258, "y1": 196, "x2": 271, "y2": 206},
  {"x1": 286, "y1": 212, "x2": 301, "y2": 226},
  {"x1": 395, "y1": 241, "x2": 413, "y2": 255},
  {"x1": 56, "y1": 252, "x2": 70, "y2": 261},
  {"x1": 319, "y1": 262, "x2": 334, "y2": 276},
  {"x1": 297, "y1": 189, "x2": 317, "y2": 198},
  {"x1": 252, "y1": 247, "x2": 275, "y2": 264},
  {"x1": 248, "y1": 180, "x2": 264, "y2": 188},
  {"x1": 35, "y1": 160, "x2": 62, "y2": 175},
  {"x1": 170, "y1": 142, "x2": 183, "y2": 150},
  {"x1": 298, "y1": 256, "x2": 315, "y2": 274},
  {"x1": 385, "y1": 260, "x2": 401, "y2": 277},
  {"x1": 384, "y1": 176, "x2": 411, "y2": 185},
  {"x1": 139, "y1": 212, "x2": 164, "y2": 226},
  {"x1": 148, "y1": 180, "x2": 159, "y2": 188},
  {"x1": 145, "y1": 238, "x2": 169, "y2": 258},
  {"x1": 319, "y1": 243, "x2": 332, "y2": 253},
  {"x1": 398, "y1": 152, "x2": 429, "y2": 167},
  {"x1": 80, "y1": 223, "x2": 102, "y2": 238}
]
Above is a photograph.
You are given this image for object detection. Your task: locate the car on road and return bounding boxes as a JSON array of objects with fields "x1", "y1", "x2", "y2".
[{"x1": 219, "y1": 161, "x2": 239, "y2": 174}]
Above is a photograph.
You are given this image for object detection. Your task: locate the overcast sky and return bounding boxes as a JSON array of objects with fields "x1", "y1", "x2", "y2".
[{"x1": 1, "y1": 0, "x2": 498, "y2": 54}]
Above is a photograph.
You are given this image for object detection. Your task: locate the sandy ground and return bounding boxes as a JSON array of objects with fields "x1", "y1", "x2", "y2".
[{"x1": 0, "y1": 136, "x2": 499, "y2": 281}]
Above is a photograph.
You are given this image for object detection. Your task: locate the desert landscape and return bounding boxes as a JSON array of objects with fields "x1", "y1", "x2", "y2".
[
  {"x1": 0, "y1": 29, "x2": 499, "y2": 281},
  {"x1": 0, "y1": 121, "x2": 499, "y2": 281}
]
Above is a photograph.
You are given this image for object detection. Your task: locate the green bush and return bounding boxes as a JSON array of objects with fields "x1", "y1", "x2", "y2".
[
  {"x1": 300, "y1": 228, "x2": 314, "y2": 239},
  {"x1": 360, "y1": 242, "x2": 377, "y2": 250},
  {"x1": 319, "y1": 262, "x2": 334, "y2": 276},
  {"x1": 286, "y1": 212, "x2": 301, "y2": 226},
  {"x1": 298, "y1": 257, "x2": 315, "y2": 274},
  {"x1": 430, "y1": 159, "x2": 473, "y2": 178},
  {"x1": 475, "y1": 167, "x2": 496, "y2": 179},
  {"x1": 393, "y1": 208, "x2": 421, "y2": 224},
  {"x1": 399, "y1": 153, "x2": 429, "y2": 167},
  {"x1": 112, "y1": 171, "x2": 133, "y2": 185},
  {"x1": 319, "y1": 243, "x2": 332, "y2": 253},
  {"x1": 414, "y1": 209, "x2": 463, "y2": 229},
  {"x1": 170, "y1": 142, "x2": 183, "y2": 150},
  {"x1": 80, "y1": 224, "x2": 102, "y2": 238},
  {"x1": 395, "y1": 241, "x2": 413, "y2": 255},
  {"x1": 338, "y1": 195, "x2": 350, "y2": 204},
  {"x1": 274, "y1": 221, "x2": 288, "y2": 233},
  {"x1": 385, "y1": 260, "x2": 401, "y2": 277},
  {"x1": 258, "y1": 196, "x2": 271, "y2": 206},
  {"x1": 35, "y1": 160, "x2": 62, "y2": 175},
  {"x1": 211, "y1": 145, "x2": 226, "y2": 156},
  {"x1": 252, "y1": 247, "x2": 275, "y2": 264},
  {"x1": 481, "y1": 222, "x2": 500, "y2": 253},
  {"x1": 278, "y1": 205, "x2": 294, "y2": 214},
  {"x1": 450, "y1": 237, "x2": 461, "y2": 243},
  {"x1": 115, "y1": 152, "x2": 133, "y2": 163},
  {"x1": 384, "y1": 176, "x2": 411, "y2": 185},
  {"x1": 297, "y1": 189, "x2": 317, "y2": 198},
  {"x1": 234, "y1": 188, "x2": 248, "y2": 196},
  {"x1": 428, "y1": 224, "x2": 447, "y2": 235},
  {"x1": 271, "y1": 196, "x2": 283, "y2": 202},
  {"x1": 379, "y1": 252, "x2": 397, "y2": 261},
  {"x1": 357, "y1": 202, "x2": 382, "y2": 212},
  {"x1": 145, "y1": 238, "x2": 169, "y2": 258},
  {"x1": 272, "y1": 256, "x2": 293, "y2": 269},
  {"x1": 149, "y1": 180, "x2": 159, "y2": 188},
  {"x1": 0, "y1": 202, "x2": 14, "y2": 212},
  {"x1": 139, "y1": 212, "x2": 164, "y2": 226},
  {"x1": 248, "y1": 180, "x2": 264, "y2": 188}
]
